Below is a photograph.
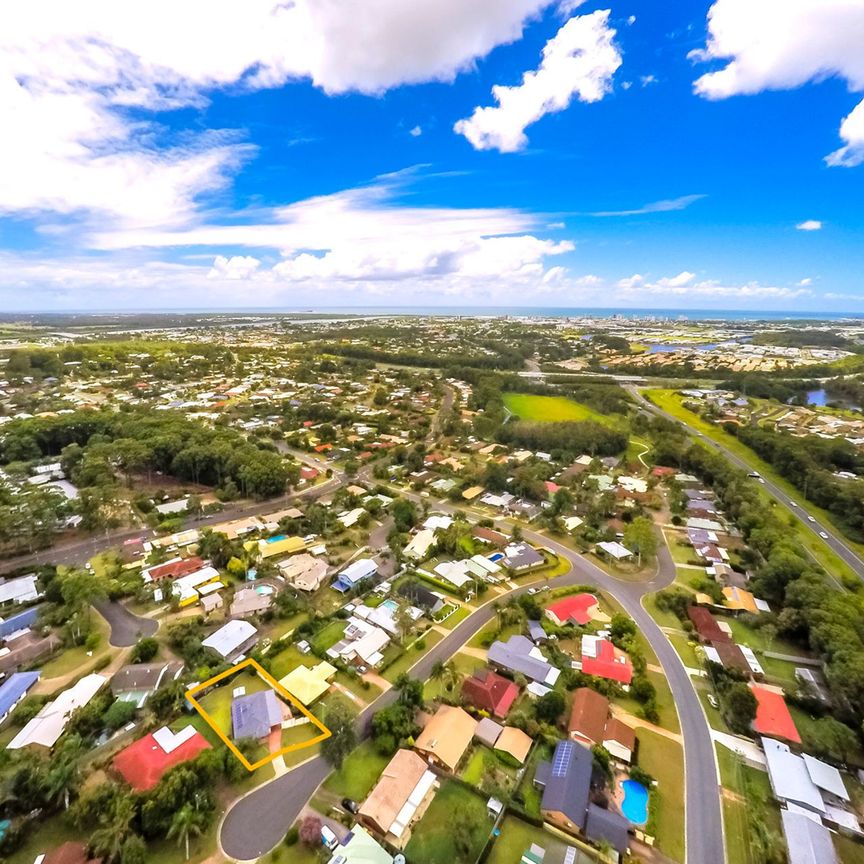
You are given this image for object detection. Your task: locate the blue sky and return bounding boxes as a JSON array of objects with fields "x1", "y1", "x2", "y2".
[{"x1": 0, "y1": 0, "x2": 863, "y2": 312}]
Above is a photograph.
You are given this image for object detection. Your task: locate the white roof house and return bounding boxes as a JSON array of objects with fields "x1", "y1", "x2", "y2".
[
  {"x1": 781, "y1": 810, "x2": 839, "y2": 864},
  {"x1": 596, "y1": 541, "x2": 632, "y2": 561},
  {"x1": 763, "y1": 737, "x2": 849, "y2": 814},
  {"x1": 327, "y1": 617, "x2": 390, "y2": 667},
  {"x1": 0, "y1": 574, "x2": 41, "y2": 605},
  {"x1": 404, "y1": 529, "x2": 436, "y2": 560},
  {"x1": 423, "y1": 514, "x2": 453, "y2": 532},
  {"x1": 338, "y1": 508, "x2": 366, "y2": 528},
  {"x1": 8, "y1": 673, "x2": 106, "y2": 749},
  {"x1": 202, "y1": 620, "x2": 258, "y2": 660}
]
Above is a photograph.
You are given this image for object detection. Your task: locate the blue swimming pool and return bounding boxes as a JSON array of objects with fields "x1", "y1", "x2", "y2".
[
  {"x1": 620, "y1": 779, "x2": 648, "y2": 824},
  {"x1": 380, "y1": 599, "x2": 399, "y2": 612},
  {"x1": 489, "y1": 552, "x2": 504, "y2": 562}
]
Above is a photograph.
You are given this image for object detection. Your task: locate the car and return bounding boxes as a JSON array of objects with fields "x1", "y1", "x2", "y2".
[
  {"x1": 758, "y1": 478, "x2": 765, "y2": 484},
  {"x1": 748, "y1": 471, "x2": 760, "y2": 478},
  {"x1": 341, "y1": 798, "x2": 359, "y2": 814},
  {"x1": 819, "y1": 531, "x2": 829, "y2": 539},
  {"x1": 807, "y1": 516, "x2": 816, "y2": 523},
  {"x1": 707, "y1": 694, "x2": 719, "y2": 709},
  {"x1": 296, "y1": 640, "x2": 312, "y2": 654},
  {"x1": 527, "y1": 587, "x2": 539, "y2": 595},
  {"x1": 790, "y1": 501, "x2": 798, "y2": 507},
  {"x1": 321, "y1": 826, "x2": 339, "y2": 851}
]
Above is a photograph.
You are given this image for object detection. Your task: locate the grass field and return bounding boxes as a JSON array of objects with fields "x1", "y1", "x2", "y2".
[
  {"x1": 486, "y1": 817, "x2": 597, "y2": 864},
  {"x1": 502, "y1": 393, "x2": 618, "y2": 427},
  {"x1": 644, "y1": 388, "x2": 864, "y2": 585},
  {"x1": 404, "y1": 781, "x2": 490, "y2": 864},
  {"x1": 637, "y1": 728, "x2": 685, "y2": 863},
  {"x1": 38, "y1": 610, "x2": 112, "y2": 681},
  {"x1": 323, "y1": 740, "x2": 389, "y2": 800}
]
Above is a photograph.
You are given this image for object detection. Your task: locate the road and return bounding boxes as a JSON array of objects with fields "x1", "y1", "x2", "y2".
[
  {"x1": 628, "y1": 386, "x2": 864, "y2": 581},
  {"x1": 220, "y1": 521, "x2": 724, "y2": 864},
  {"x1": 95, "y1": 599, "x2": 158, "y2": 647}
]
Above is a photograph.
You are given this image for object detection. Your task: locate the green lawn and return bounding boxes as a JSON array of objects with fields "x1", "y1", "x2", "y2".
[
  {"x1": 636, "y1": 728, "x2": 685, "y2": 863},
  {"x1": 310, "y1": 620, "x2": 347, "y2": 653},
  {"x1": 404, "y1": 781, "x2": 491, "y2": 864},
  {"x1": 486, "y1": 817, "x2": 597, "y2": 864},
  {"x1": 641, "y1": 593, "x2": 683, "y2": 631},
  {"x1": 38, "y1": 610, "x2": 112, "y2": 681},
  {"x1": 667, "y1": 632, "x2": 701, "y2": 669},
  {"x1": 459, "y1": 745, "x2": 519, "y2": 794},
  {"x1": 437, "y1": 604, "x2": 472, "y2": 629},
  {"x1": 381, "y1": 630, "x2": 444, "y2": 683},
  {"x1": 722, "y1": 797, "x2": 749, "y2": 864},
  {"x1": 423, "y1": 652, "x2": 481, "y2": 701},
  {"x1": 323, "y1": 739, "x2": 389, "y2": 800},
  {"x1": 836, "y1": 834, "x2": 864, "y2": 864},
  {"x1": 502, "y1": 393, "x2": 618, "y2": 427}
]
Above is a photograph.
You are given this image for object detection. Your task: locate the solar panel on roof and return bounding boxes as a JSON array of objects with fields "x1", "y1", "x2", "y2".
[{"x1": 552, "y1": 741, "x2": 573, "y2": 777}]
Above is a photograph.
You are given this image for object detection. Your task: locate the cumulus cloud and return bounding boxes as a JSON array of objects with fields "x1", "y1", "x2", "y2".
[
  {"x1": 409, "y1": 126, "x2": 423, "y2": 137},
  {"x1": 691, "y1": 0, "x2": 864, "y2": 166},
  {"x1": 208, "y1": 255, "x2": 261, "y2": 280},
  {"x1": 454, "y1": 10, "x2": 621, "y2": 152},
  {"x1": 0, "y1": 0, "x2": 560, "y2": 224},
  {"x1": 796, "y1": 220, "x2": 822, "y2": 231},
  {"x1": 617, "y1": 271, "x2": 809, "y2": 299}
]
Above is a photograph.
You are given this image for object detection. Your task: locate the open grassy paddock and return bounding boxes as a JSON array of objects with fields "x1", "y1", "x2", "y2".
[{"x1": 502, "y1": 393, "x2": 618, "y2": 427}]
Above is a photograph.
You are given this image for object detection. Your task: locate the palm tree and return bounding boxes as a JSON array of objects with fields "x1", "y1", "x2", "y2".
[
  {"x1": 90, "y1": 793, "x2": 136, "y2": 863},
  {"x1": 45, "y1": 735, "x2": 83, "y2": 810},
  {"x1": 168, "y1": 803, "x2": 207, "y2": 861}
]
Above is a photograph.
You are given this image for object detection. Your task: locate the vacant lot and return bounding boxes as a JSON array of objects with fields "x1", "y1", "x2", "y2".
[{"x1": 503, "y1": 393, "x2": 615, "y2": 426}]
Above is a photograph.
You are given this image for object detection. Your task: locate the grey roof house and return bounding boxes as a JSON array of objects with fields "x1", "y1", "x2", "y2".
[
  {"x1": 231, "y1": 689, "x2": 284, "y2": 741},
  {"x1": 111, "y1": 661, "x2": 185, "y2": 708},
  {"x1": 488, "y1": 635, "x2": 560, "y2": 686}
]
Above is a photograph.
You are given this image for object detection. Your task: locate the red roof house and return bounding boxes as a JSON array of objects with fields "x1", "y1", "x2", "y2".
[
  {"x1": 300, "y1": 466, "x2": 319, "y2": 480},
  {"x1": 750, "y1": 686, "x2": 801, "y2": 743},
  {"x1": 687, "y1": 606, "x2": 730, "y2": 643},
  {"x1": 567, "y1": 687, "x2": 609, "y2": 746},
  {"x1": 113, "y1": 726, "x2": 211, "y2": 791},
  {"x1": 43, "y1": 843, "x2": 102, "y2": 864},
  {"x1": 581, "y1": 636, "x2": 633, "y2": 685},
  {"x1": 461, "y1": 669, "x2": 519, "y2": 718},
  {"x1": 144, "y1": 556, "x2": 205, "y2": 582},
  {"x1": 546, "y1": 593, "x2": 599, "y2": 627}
]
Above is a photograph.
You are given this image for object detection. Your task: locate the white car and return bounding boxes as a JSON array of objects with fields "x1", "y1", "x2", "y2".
[
  {"x1": 819, "y1": 532, "x2": 829, "y2": 539},
  {"x1": 807, "y1": 516, "x2": 816, "y2": 523},
  {"x1": 790, "y1": 501, "x2": 798, "y2": 507},
  {"x1": 707, "y1": 694, "x2": 719, "y2": 709}
]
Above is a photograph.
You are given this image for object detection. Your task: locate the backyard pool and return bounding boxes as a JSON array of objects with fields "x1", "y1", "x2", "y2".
[
  {"x1": 380, "y1": 599, "x2": 399, "y2": 613},
  {"x1": 489, "y1": 553, "x2": 504, "y2": 562},
  {"x1": 620, "y1": 779, "x2": 648, "y2": 824}
]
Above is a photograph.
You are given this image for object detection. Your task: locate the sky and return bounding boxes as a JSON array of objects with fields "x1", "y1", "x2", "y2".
[{"x1": 1, "y1": 0, "x2": 863, "y2": 313}]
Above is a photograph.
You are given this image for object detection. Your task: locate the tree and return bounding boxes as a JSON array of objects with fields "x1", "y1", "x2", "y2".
[
  {"x1": 722, "y1": 682, "x2": 757, "y2": 735},
  {"x1": 167, "y1": 803, "x2": 207, "y2": 861},
  {"x1": 535, "y1": 690, "x2": 565, "y2": 724},
  {"x1": 321, "y1": 698, "x2": 357, "y2": 769},
  {"x1": 44, "y1": 734, "x2": 83, "y2": 810},
  {"x1": 392, "y1": 498, "x2": 418, "y2": 532},
  {"x1": 623, "y1": 517, "x2": 658, "y2": 566},
  {"x1": 299, "y1": 815, "x2": 322, "y2": 848},
  {"x1": 394, "y1": 674, "x2": 423, "y2": 709},
  {"x1": 57, "y1": 568, "x2": 108, "y2": 641},
  {"x1": 371, "y1": 704, "x2": 418, "y2": 754},
  {"x1": 805, "y1": 717, "x2": 859, "y2": 762},
  {"x1": 120, "y1": 835, "x2": 147, "y2": 864},
  {"x1": 373, "y1": 387, "x2": 388, "y2": 406},
  {"x1": 104, "y1": 699, "x2": 138, "y2": 730},
  {"x1": 90, "y1": 791, "x2": 137, "y2": 863},
  {"x1": 131, "y1": 636, "x2": 158, "y2": 663}
]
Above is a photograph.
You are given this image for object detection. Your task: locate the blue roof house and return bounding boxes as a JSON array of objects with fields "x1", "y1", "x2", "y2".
[{"x1": 0, "y1": 672, "x2": 40, "y2": 724}]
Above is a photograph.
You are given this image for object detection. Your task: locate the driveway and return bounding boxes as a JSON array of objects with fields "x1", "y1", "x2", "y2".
[
  {"x1": 220, "y1": 524, "x2": 725, "y2": 864},
  {"x1": 95, "y1": 599, "x2": 158, "y2": 647}
]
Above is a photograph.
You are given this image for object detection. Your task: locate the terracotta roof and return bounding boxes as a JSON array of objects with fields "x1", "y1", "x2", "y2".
[
  {"x1": 461, "y1": 669, "x2": 519, "y2": 718},
  {"x1": 751, "y1": 686, "x2": 801, "y2": 743},
  {"x1": 494, "y1": 726, "x2": 533, "y2": 764},
  {"x1": 113, "y1": 727, "x2": 211, "y2": 791},
  {"x1": 567, "y1": 687, "x2": 609, "y2": 744},
  {"x1": 358, "y1": 749, "x2": 429, "y2": 834},
  {"x1": 687, "y1": 606, "x2": 730, "y2": 643},
  {"x1": 414, "y1": 705, "x2": 476, "y2": 772},
  {"x1": 603, "y1": 717, "x2": 636, "y2": 752}
]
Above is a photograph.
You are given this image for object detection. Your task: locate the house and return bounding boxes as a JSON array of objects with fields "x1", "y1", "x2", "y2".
[
  {"x1": 763, "y1": 737, "x2": 850, "y2": 816},
  {"x1": 339, "y1": 508, "x2": 366, "y2": 528},
  {"x1": 0, "y1": 573, "x2": 41, "y2": 606},
  {"x1": 0, "y1": 630, "x2": 59, "y2": 675},
  {"x1": 581, "y1": 636, "x2": 633, "y2": 685},
  {"x1": 462, "y1": 486, "x2": 486, "y2": 502},
  {"x1": 0, "y1": 671, "x2": 40, "y2": 724},
  {"x1": 334, "y1": 558, "x2": 378, "y2": 592},
  {"x1": 328, "y1": 617, "x2": 390, "y2": 668},
  {"x1": 171, "y1": 565, "x2": 221, "y2": 606},
  {"x1": 568, "y1": 688, "x2": 635, "y2": 763},
  {"x1": 396, "y1": 581, "x2": 444, "y2": 616},
  {"x1": 232, "y1": 689, "x2": 285, "y2": 741},
  {"x1": 327, "y1": 825, "x2": 393, "y2": 864},
  {"x1": 595, "y1": 541, "x2": 633, "y2": 562},
  {"x1": 404, "y1": 529, "x2": 436, "y2": 560},
  {"x1": 781, "y1": 809, "x2": 839, "y2": 864},
  {"x1": 229, "y1": 585, "x2": 274, "y2": 619},
  {"x1": 414, "y1": 705, "x2": 477, "y2": 772},
  {"x1": 503, "y1": 542, "x2": 544, "y2": 571},
  {"x1": 472, "y1": 526, "x2": 509, "y2": 547},
  {"x1": 423, "y1": 514, "x2": 453, "y2": 531},
  {"x1": 279, "y1": 553, "x2": 328, "y2": 592},
  {"x1": 251, "y1": 535, "x2": 306, "y2": 560},
  {"x1": 474, "y1": 717, "x2": 504, "y2": 748},
  {"x1": 494, "y1": 726, "x2": 533, "y2": 764},
  {"x1": 704, "y1": 641, "x2": 751, "y2": 676},
  {"x1": 461, "y1": 669, "x2": 519, "y2": 718},
  {"x1": 535, "y1": 741, "x2": 630, "y2": 853},
  {"x1": 545, "y1": 593, "x2": 599, "y2": 627},
  {"x1": 358, "y1": 749, "x2": 438, "y2": 847},
  {"x1": 722, "y1": 586, "x2": 760, "y2": 614},
  {"x1": 0, "y1": 606, "x2": 40, "y2": 641},
  {"x1": 201, "y1": 593, "x2": 223, "y2": 615},
  {"x1": 110, "y1": 661, "x2": 185, "y2": 708},
  {"x1": 8, "y1": 673, "x2": 107, "y2": 749},
  {"x1": 488, "y1": 635, "x2": 560, "y2": 687},
  {"x1": 280, "y1": 660, "x2": 337, "y2": 705},
  {"x1": 687, "y1": 606, "x2": 731, "y2": 644},
  {"x1": 751, "y1": 686, "x2": 800, "y2": 743},
  {"x1": 42, "y1": 842, "x2": 102, "y2": 864},
  {"x1": 201, "y1": 620, "x2": 258, "y2": 661},
  {"x1": 142, "y1": 556, "x2": 205, "y2": 582},
  {"x1": 113, "y1": 725, "x2": 211, "y2": 791}
]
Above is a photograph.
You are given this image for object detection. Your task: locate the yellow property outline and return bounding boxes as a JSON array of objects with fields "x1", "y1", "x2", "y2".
[{"x1": 185, "y1": 657, "x2": 331, "y2": 772}]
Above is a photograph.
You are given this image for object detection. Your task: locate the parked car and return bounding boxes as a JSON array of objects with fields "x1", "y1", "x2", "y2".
[
  {"x1": 341, "y1": 798, "x2": 359, "y2": 814},
  {"x1": 321, "y1": 826, "x2": 339, "y2": 851},
  {"x1": 707, "y1": 694, "x2": 719, "y2": 709},
  {"x1": 807, "y1": 515, "x2": 816, "y2": 523}
]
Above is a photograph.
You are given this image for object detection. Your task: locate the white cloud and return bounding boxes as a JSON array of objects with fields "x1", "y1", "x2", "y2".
[
  {"x1": 590, "y1": 193, "x2": 705, "y2": 217},
  {"x1": 454, "y1": 10, "x2": 621, "y2": 152},
  {"x1": 691, "y1": 0, "x2": 864, "y2": 166},
  {"x1": 640, "y1": 74, "x2": 657, "y2": 87},
  {"x1": 208, "y1": 255, "x2": 261, "y2": 280},
  {"x1": 797, "y1": 277, "x2": 813, "y2": 286},
  {"x1": 796, "y1": 220, "x2": 822, "y2": 231},
  {"x1": 409, "y1": 126, "x2": 423, "y2": 137},
  {"x1": 0, "y1": 0, "x2": 561, "y2": 224},
  {"x1": 627, "y1": 15, "x2": 636, "y2": 25},
  {"x1": 617, "y1": 270, "x2": 810, "y2": 299}
]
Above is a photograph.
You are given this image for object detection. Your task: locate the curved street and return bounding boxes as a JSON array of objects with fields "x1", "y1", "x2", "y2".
[
  {"x1": 95, "y1": 599, "x2": 158, "y2": 647},
  {"x1": 220, "y1": 531, "x2": 724, "y2": 864}
]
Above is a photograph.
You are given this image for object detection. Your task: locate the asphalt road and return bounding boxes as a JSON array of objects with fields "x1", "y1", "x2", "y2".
[
  {"x1": 95, "y1": 599, "x2": 158, "y2": 647},
  {"x1": 220, "y1": 526, "x2": 725, "y2": 864},
  {"x1": 629, "y1": 386, "x2": 864, "y2": 581}
]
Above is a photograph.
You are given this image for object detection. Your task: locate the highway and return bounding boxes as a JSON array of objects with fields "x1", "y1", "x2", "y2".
[
  {"x1": 628, "y1": 386, "x2": 864, "y2": 581},
  {"x1": 219, "y1": 497, "x2": 725, "y2": 864}
]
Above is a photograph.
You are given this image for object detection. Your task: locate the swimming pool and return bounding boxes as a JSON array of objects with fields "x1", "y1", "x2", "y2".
[
  {"x1": 489, "y1": 552, "x2": 504, "y2": 562},
  {"x1": 380, "y1": 599, "x2": 399, "y2": 612},
  {"x1": 620, "y1": 779, "x2": 648, "y2": 824}
]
